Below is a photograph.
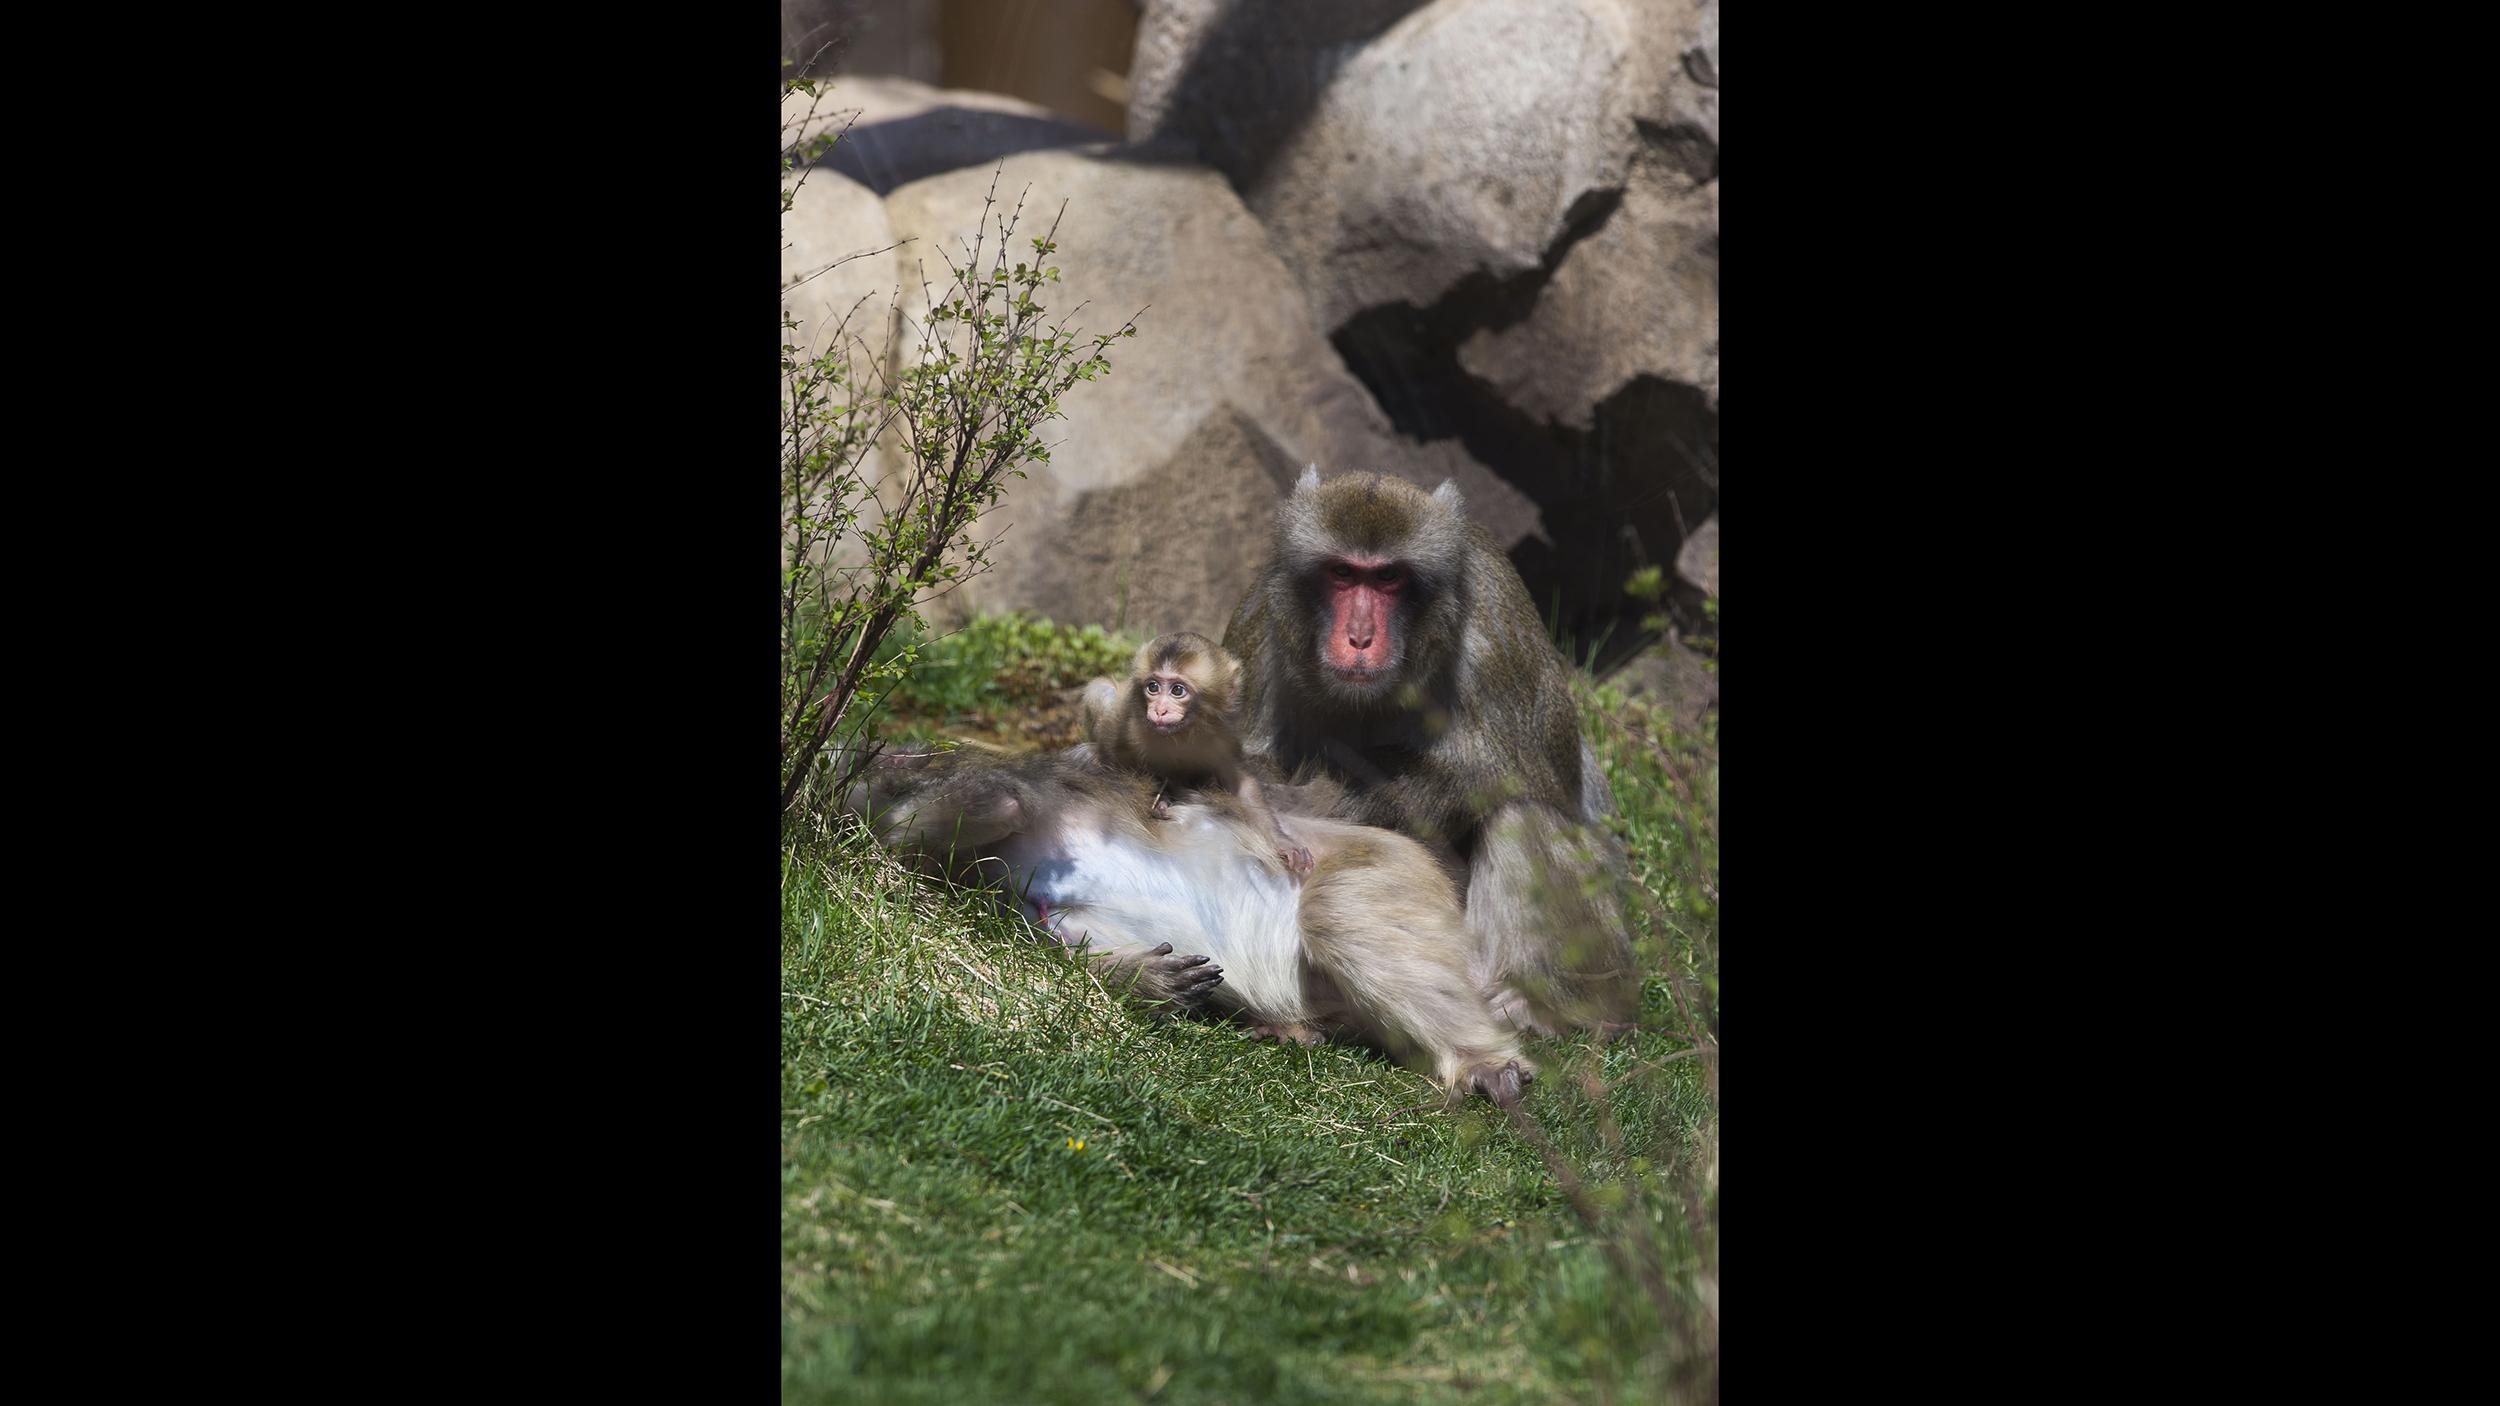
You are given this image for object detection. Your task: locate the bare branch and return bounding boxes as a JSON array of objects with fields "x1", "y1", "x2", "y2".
[{"x1": 781, "y1": 238, "x2": 912, "y2": 298}]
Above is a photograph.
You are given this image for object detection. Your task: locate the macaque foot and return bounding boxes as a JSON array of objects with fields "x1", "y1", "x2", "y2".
[
  {"x1": 1149, "y1": 791, "x2": 1175, "y2": 821},
  {"x1": 1278, "y1": 844, "x2": 1314, "y2": 878},
  {"x1": 1245, "y1": 1019, "x2": 1327, "y2": 1046},
  {"x1": 1597, "y1": 1019, "x2": 1640, "y2": 1044},
  {"x1": 1457, "y1": 1057, "x2": 1537, "y2": 1108}
]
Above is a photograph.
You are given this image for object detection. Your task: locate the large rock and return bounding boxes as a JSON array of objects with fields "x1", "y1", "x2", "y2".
[
  {"x1": 782, "y1": 75, "x2": 1114, "y2": 197},
  {"x1": 781, "y1": 166, "x2": 900, "y2": 364},
  {"x1": 1610, "y1": 632, "x2": 1718, "y2": 742},
  {"x1": 1052, "y1": 408, "x2": 1306, "y2": 634},
  {"x1": 1130, "y1": 0, "x2": 1716, "y2": 191},
  {"x1": 1457, "y1": 152, "x2": 1718, "y2": 426},
  {"x1": 878, "y1": 149, "x2": 1537, "y2": 630},
  {"x1": 1675, "y1": 513, "x2": 1717, "y2": 599},
  {"x1": 1127, "y1": 0, "x2": 1719, "y2": 664},
  {"x1": 1252, "y1": 0, "x2": 1650, "y2": 328},
  {"x1": 1654, "y1": 0, "x2": 1719, "y2": 172},
  {"x1": 780, "y1": 167, "x2": 901, "y2": 573},
  {"x1": 1130, "y1": 0, "x2": 1718, "y2": 418},
  {"x1": 1132, "y1": 0, "x2": 1713, "y2": 331},
  {"x1": 1127, "y1": 1, "x2": 1429, "y2": 177}
]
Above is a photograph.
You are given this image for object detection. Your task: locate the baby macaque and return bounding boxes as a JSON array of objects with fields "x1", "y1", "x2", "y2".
[{"x1": 1082, "y1": 632, "x2": 1314, "y2": 877}]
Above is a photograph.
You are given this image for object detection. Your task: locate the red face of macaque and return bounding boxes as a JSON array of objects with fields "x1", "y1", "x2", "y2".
[
  {"x1": 1140, "y1": 673, "x2": 1196, "y2": 732},
  {"x1": 1322, "y1": 557, "x2": 1407, "y2": 684}
]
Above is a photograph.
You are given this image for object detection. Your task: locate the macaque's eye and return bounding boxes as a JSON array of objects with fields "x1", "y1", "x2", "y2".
[
  {"x1": 1330, "y1": 563, "x2": 1355, "y2": 581},
  {"x1": 1143, "y1": 680, "x2": 1159, "y2": 695},
  {"x1": 1374, "y1": 566, "x2": 1404, "y2": 587},
  {"x1": 1170, "y1": 683, "x2": 1188, "y2": 699}
]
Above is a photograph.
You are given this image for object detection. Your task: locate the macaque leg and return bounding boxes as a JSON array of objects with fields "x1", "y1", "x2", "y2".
[
  {"x1": 1237, "y1": 773, "x2": 1313, "y2": 877},
  {"x1": 1297, "y1": 833, "x2": 1534, "y2": 1105},
  {"x1": 875, "y1": 787, "x2": 1025, "y2": 866},
  {"x1": 1466, "y1": 802, "x2": 1642, "y2": 1038}
]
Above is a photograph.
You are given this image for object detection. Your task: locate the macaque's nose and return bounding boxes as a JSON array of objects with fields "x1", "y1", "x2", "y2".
[{"x1": 1348, "y1": 619, "x2": 1374, "y2": 650}]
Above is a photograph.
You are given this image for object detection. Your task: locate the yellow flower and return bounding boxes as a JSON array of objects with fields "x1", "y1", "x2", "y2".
[{"x1": 1065, "y1": 1137, "x2": 1086, "y2": 1152}]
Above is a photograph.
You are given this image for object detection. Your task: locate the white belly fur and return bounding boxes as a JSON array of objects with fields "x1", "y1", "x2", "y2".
[{"x1": 997, "y1": 806, "x2": 1311, "y2": 1020}]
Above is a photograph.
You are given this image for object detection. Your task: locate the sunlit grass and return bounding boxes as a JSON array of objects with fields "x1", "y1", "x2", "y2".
[
  {"x1": 869, "y1": 612, "x2": 1141, "y2": 749},
  {"x1": 784, "y1": 617, "x2": 1718, "y2": 1404}
]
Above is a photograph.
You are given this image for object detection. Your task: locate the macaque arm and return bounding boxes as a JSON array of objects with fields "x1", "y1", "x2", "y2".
[
  {"x1": 1078, "y1": 677, "x2": 1123, "y2": 754},
  {"x1": 1046, "y1": 903, "x2": 1228, "y2": 1013},
  {"x1": 1236, "y1": 772, "x2": 1312, "y2": 876},
  {"x1": 1331, "y1": 710, "x2": 1574, "y2": 844},
  {"x1": 1465, "y1": 801, "x2": 1641, "y2": 1035}
]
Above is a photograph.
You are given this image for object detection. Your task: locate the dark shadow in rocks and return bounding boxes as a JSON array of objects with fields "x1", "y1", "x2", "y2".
[
  {"x1": 1636, "y1": 117, "x2": 1720, "y2": 187},
  {"x1": 1331, "y1": 183, "x2": 1716, "y2": 672},
  {"x1": 818, "y1": 107, "x2": 1113, "y2": 195},
  {"x1": 1138, "y1": 0, "x2": 1430, "y2": 190}
]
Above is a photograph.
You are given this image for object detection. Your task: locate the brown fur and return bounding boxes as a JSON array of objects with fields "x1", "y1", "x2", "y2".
[
  {"x1": 845, "y1": 748, "x2": 1226, "y2": 1012},
  {"x1": 1082, "y1": 632, "x2": 1249, "y2": 790},
  {"x1": 845, "y1": 745, "x2": 1533, "y2": 1104},
  {"x1": 1293, "y1": 823, "x2": 1532, "y2": 1099},
  {"x1": 1082, "y1": 631, "x2": 1311, "y2": 877},
  {"x1": 1223, "y1": 469, "x2": 1642, "y2": 1036}
]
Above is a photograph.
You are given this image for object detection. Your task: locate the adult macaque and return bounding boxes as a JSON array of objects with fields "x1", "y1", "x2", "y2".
[
  {"x1": 1224, "y1": 468, "x2": 1641, "y2": 1037},
  {"x1": 1080, "y1": 632, "x2": 1313, "y2": 878},
  {"x1": 846, "y1": 747, "x2": 1536, "y2": 1105}
]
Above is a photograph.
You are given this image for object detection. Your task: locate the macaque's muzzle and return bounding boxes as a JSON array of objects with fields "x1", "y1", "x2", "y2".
[{"x1": 1325, "y1": 567, "x2": 1401, "y2": 680}]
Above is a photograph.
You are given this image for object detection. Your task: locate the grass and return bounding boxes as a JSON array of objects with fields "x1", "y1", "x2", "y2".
[
  {"x1": 784, "y1": 617, "x2": 1720, "y2": 1404},
  {"x1": 869, "y1": 612, "x2": 1139, "y2": 750}
]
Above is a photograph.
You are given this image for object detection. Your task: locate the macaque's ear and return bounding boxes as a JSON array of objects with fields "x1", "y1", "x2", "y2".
[
  {"x1": 1431, "y1": 479, "x2": 1465, "y2": 515},
  {"x1": 1295, "y1": 464, "x2": 1321, "y2": 496}
]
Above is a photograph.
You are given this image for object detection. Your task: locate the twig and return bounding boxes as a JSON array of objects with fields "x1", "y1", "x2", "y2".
[
  {"x1": 781, "y1": 238, "x2": 913, "y2": 297},
  {"x1": 1147, "y1": 1257, "x2": 1199, "y2": 1287}
]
